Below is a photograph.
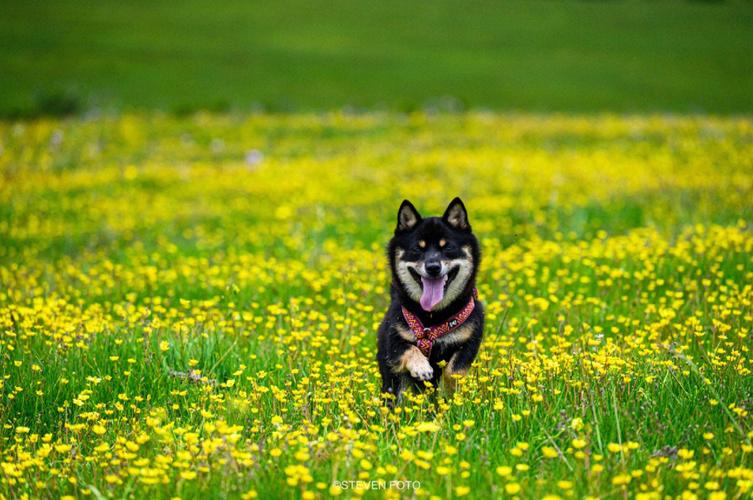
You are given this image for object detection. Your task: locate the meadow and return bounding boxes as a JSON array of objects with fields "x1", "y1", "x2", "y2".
[
  {"x1": 1, "y1": 112, "x2": 752, "y2": 498},
  {"x1": 2, "y1": 0, "x2": 753, "y2": 117}
]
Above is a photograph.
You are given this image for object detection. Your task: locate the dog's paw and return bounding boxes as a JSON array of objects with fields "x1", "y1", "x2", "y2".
[{"x1": 407, "y1": 355, "x2": 434, "y2": 381}]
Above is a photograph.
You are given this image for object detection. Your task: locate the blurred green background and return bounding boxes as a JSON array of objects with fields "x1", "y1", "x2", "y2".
[{"x1": 2, "y1": 0, "x2": 753, "y2": 117}]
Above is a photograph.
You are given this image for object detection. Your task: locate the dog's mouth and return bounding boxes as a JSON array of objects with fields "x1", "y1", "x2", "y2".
[{"x1": 408, "y1": 265, "x2": 460, "y2": 311}]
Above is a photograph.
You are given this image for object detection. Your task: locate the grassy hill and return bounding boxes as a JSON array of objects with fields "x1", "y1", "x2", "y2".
[{"x1": 2, "y1": 0, "x2": 753, "y2": 116}]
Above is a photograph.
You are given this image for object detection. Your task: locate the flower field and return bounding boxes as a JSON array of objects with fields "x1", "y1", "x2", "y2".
[{"x1": 1, "y1": 112, "x2": 753, "y2": 499}]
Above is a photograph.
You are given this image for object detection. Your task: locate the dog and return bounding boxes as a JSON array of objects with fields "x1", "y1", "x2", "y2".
[{"x1": 377, "y1": 197, "x2": 483, "y2": 404}]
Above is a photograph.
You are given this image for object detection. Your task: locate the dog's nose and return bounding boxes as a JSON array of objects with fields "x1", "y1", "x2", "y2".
[{"x1": 425, "y1": 261, "x2": 442, "y2": 277}]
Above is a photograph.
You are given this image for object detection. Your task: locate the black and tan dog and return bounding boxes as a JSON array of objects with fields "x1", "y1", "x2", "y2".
[{"x1": 377, "y1": 197, "x2": 483, "y2": 403}]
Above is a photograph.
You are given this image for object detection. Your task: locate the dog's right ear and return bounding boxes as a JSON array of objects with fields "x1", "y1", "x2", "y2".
[
  {"x1": 396, "y1": 199, "x2": 421, "y2": 232},
  {"x1": 442, "y1": 197, "x2": 470, "y2": 231}
]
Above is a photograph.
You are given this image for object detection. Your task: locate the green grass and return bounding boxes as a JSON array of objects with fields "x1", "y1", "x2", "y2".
[
  {"x1": 2, "y1": 0, "x2": 753, "y2": 117},
  {"x1": 1, "y1": 113, "x2": 752, "y2": 498}
]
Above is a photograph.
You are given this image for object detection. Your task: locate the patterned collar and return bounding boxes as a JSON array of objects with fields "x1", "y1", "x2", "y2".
[{"x1": 401, "y1": 289, "x2": 478, "y2": 357}]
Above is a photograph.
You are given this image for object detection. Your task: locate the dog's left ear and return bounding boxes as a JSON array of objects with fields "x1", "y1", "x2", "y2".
[
  {"x1": 396, "y1": 199, "x2": 422, "y2": 232},
  {"x1": 442, "y1": 197, "x2": 470, "y2": 231}
]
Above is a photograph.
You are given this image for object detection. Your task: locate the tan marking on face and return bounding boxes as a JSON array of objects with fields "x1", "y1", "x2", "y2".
[
  {"x1": 418, "y1": 240, "x2": 426, "y2": 248},
  {"x1": 395, "y1": 248, "x2": 423, "y2": 302},
  {"x1": 439, "y1": 239, "x2": 446, "y2": 248}
]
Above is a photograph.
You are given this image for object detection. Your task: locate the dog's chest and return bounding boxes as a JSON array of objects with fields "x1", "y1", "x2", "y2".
[
  {"x1": 395, "y1": 322, "x2": 476, "y2": 346},
  {"x1": 433, "y1": 323, "x2": 476, "y2": 346}
]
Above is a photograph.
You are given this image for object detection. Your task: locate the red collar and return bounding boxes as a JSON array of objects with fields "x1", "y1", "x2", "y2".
[{"x1": 401, "y1": 289, "x2": 478, "y2": 357}]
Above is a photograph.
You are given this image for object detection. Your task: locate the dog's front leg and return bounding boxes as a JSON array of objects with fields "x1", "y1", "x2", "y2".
[
  {"x1": 379, "y1": 325, "x2": 433, "y2": 405},
  {"x1": 395, "y1": 345, "x2": 434, "y2": 381},
  {"x1": 380, "y1": 344, "x2": 431, "y2": 407},
  {"x1": 442, "y1": 339, "x2": 480, "y2": 393},
  {"x1": 386, "y1": 324, "x2": 434, "y2": 381},
  {"x1": 442, "y1": 354, "x2": 465, "y2": 394}
]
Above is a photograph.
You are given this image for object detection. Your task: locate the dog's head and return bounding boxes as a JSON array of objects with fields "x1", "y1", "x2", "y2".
[{"x1": 388, "y1": 197, "x2": 480, "y2": 312}]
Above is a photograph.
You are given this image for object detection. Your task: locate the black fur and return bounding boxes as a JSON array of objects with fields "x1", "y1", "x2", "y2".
[{"x1": 377, "y1": 197, "x2": 484, "y2": 404}]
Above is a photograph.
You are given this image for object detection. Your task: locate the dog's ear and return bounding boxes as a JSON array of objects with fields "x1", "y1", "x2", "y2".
[
  {"x1": 442, "y1": 197, "x2": 470, "y2": 230},
  {"x1": 396, "y1": 199, "x2": 421, "y2": 232}
]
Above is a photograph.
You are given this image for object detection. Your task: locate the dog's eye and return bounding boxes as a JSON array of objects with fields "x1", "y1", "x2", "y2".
[
  {"x1": 439, "y1": 239, "x2": 446, "y2": 248},
  {"x1": 418, "y1": 240, "x2": 426, "y2": 249}
]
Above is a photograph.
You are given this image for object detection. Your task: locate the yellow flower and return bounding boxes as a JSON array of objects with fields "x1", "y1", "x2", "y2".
[
  {"x1": 612, "y1": 474, "x2": 631, "y2": 486},
  {"x1": 557, "y1": 481, "x2": 573, "y2": 490},
  {"x1": 496, "y1": 466, "x2": 512, "y2": 477},
  {"x1": 704, "y1": 481, "x2": 720, "y2": 491},
  {"x1": 607, "y1": 443, "x2": 622, "y2": 453},
  {"x1": 455, "y1": 486, "x2": 470, "y2": 497},
  {"x1": 542, "y1": 446, "x2": 558, "y2": 458},
  {"x1": 416, "y1": 421, "x2": 441, "y2": 433},
  {"x1": 572, "y1": 438, "x2": 587, "y2": 449},
  {"x1": 505, "y1": 483, "x2": 521, "y2": 494}
]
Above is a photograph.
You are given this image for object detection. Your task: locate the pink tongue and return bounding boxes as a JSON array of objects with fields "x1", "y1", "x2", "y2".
[{"x1": 420, "y1": 276, "x2": 447, "y2": 311}]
